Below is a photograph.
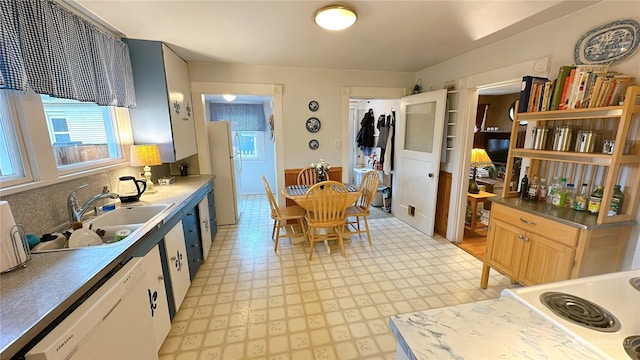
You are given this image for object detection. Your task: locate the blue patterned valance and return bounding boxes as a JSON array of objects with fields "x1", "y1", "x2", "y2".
[
  {"x1": 209, "y1": 103, "x2": 267, "y2": 131},
  {"x1": 0, "y1": 0, "x2": 136, "y2": 108}
]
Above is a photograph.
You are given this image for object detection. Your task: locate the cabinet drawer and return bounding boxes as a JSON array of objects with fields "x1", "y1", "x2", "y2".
[{"x1": 491, "y1": 204, "x2": 578, "y2": 247}]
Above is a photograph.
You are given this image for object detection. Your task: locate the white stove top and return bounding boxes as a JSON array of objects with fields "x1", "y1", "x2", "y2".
[{"x1": 502, "y1": 269, "x2": 640, "y2": 360}]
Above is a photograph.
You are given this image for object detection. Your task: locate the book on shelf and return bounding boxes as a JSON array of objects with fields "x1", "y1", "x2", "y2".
[
  {"x1": 541, "y1": 79, "x2": 553, "y2": 111},
  {"x1": 550, "y1": 65, "x2": 574, "y2": 110},
  {"x1": 559, "y1": 68, "x2": 577, "y2": 110},
  {"x1": 606, "y1": 76, "x2": 636, "y2": 106},
  {"x1": 518, "y1": 76, "x2": 548, "y2": 113},
  {"x1": 566, "y1": 65, "x2": 609, "y2": 109}
]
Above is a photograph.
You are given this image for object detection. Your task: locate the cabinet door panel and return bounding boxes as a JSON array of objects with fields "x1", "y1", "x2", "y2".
[
  {"x1": 521, "y1": 234, "x2": 575, "y2": 286},
  {"x1": 140, "y1": 244, "x2": 171, "y2": 350},
  {"x1": 198, "y1": 197, "x2": 212, "y2": 260},
  {"x1": 162, "y1": 44, "x2": 197, "y2": 161},
  {"x1": 164, "y1": 220, "x2": 191, "y2": 310},
  {"x1": 486, "y1": 219, "x2": 525, "y2": 279}
]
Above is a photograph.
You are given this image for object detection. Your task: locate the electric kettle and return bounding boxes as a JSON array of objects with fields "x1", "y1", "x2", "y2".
[{"x1": 117, "y1": 176, "x2": 147, "y2": 203}]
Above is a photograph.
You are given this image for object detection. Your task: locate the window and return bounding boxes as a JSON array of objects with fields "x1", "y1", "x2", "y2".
[
  {"x1": 0, "y1": 91, "x2": 29, "y2": 184},
  {"x1": 238, "y1": 131, "x2": 265, "y2": 160},
  {"x1": 41, "y1": 95, "x2": 122, "y2": 167}
]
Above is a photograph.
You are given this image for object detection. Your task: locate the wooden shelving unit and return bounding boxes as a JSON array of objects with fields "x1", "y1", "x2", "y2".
[{"x1": 503, "y1": 86, "x2": 640, "y2": 225}]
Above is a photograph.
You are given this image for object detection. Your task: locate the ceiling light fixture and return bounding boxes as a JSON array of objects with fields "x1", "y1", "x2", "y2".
[
  {"x1": 223, "y1": 94, "x2": 236, "y2": 102},
  {"x1": 314, "y1": 5, "x2": 357, "y2": 31}
]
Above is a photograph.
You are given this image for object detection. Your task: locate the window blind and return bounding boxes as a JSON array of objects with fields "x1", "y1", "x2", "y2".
[{"x1": 0, "y1": 0, "x2": 136, "y2": 108}]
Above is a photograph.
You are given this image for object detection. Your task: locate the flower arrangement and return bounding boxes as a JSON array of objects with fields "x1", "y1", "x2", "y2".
[{"x1": 310, "y1": 159, "x2": 330, "y2": 182}]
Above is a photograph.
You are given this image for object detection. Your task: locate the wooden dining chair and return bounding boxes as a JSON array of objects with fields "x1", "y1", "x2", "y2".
[
  {"x1": 304, "y1": 181, "x2": 348, "y2": 260},
  {"x1": 262, "y1": 176, "x2": 307, "y2": 253},
  {"x1": 345, "y1": 170, "x2": 380, "y2": 246},
  {"x1": 297, "y1": 167, "x2": 329, "y2": 185}
]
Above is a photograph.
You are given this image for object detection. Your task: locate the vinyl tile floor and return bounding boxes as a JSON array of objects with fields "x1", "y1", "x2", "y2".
[{"x1": 159, "y1": 195, "x2": 516, "y2": 360}]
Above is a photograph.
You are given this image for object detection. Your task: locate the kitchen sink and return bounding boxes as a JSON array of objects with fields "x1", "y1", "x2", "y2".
[
  {"x1": 86, "y1": 204, "x2": 172, "y2": 229},
  {"x1": 31, "y1": 204, "x2": 172, "y2": 253}
]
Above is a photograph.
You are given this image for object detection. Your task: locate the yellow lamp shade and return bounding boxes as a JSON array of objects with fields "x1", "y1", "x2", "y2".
[
  {"x1": 130, "y1": 144, "x2": 162, "y2": 166},
  {"x1": 470, "y1": 148, "x2": 493, "y2": 168}
]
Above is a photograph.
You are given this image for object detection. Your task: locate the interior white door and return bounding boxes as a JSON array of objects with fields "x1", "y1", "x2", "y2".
[{"x1": 392, "y1": 89, "x2": 447, "y2": 236}]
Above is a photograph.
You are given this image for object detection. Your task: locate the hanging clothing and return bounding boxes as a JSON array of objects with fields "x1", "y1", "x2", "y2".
[
  {"x1": 376, "y1": 114, "x2": 390, "y2": 149},
  {"x1": 356, "y1": 109, "x2": 376, "y2": 155},
  {"x1": 384, "y1": 110, "x2": 396, "y2": 174}
]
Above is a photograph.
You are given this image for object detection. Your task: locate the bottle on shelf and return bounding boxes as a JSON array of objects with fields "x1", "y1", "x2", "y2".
[
  {"x1": 551, "y1": 177, "x2": 568, "y2": 208},
  {"x1": 574, "y1": 183, "x2": 589, "y2": 211},
  {"x1": 608, "y1": 185, "x2": 625, "y2": 216},
  {"x1": 538, "y1": 178, "x2": 547, "y2": 202},
  {"x1": 528, "y1": 175, "x2": 539, "y2": 201},
  {"x1": 565, "y1": 183, "x2": 576, "y2": 208},
  {"x1": 587, "y1": 185, "x2": 604, "y2": 215},
  {"x1": 547, "y1": 176, "x2": 560, "y2": 204},
  {"x1": 519, "y1": 167, "x2": 529, "y2": 200}
]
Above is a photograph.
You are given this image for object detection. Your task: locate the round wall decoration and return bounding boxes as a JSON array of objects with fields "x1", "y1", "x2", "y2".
[
  {"x1": 308, "y1": 100, "x2": 319, "y2": 112},
  {"x1": 574, "y1": 19, "x2": 640, "y2": 65},
  {"x1": 306, "y1": 117, "x2": 321, "y2": 133},
  {"x1": 309, "y1": 139, "x2": 319, "y2": 150}
]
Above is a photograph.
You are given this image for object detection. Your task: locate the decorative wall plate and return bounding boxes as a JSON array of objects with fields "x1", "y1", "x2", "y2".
[
  {"x1": 306, "y1": 117, "x2": 321, "y2": 133},
  {"x1": 309, "y1": 139, "x2": 319, "y2": 150},
  {"x1": 308, "y1": 100, "x2": 319, "y2": 112},
  {"x1": 574, "y1": 19, "x2": 640, "y2": 65}
]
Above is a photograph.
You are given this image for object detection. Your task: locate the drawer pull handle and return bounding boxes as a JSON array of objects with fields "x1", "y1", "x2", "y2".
[
  {"x1": 519, "y1": 218, "x2": 537, "y2": 226},
  {"x1": 517, "y1": 234, "x2": 530, "y2": 242}
]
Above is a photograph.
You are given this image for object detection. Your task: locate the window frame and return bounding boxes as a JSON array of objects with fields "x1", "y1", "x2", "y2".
[{"x1": 0, "y1": 89, "x2": 132, "y2": 196}]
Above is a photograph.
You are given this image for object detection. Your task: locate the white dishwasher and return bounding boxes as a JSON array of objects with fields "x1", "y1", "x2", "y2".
[{"x1": 26, "y1": 257, "x2": 158, "y2": 360}]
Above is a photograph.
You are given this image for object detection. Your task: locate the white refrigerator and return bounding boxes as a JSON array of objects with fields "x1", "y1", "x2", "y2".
[{"x1": 207, "y1": 120, "x2": 243, "y2": 225}]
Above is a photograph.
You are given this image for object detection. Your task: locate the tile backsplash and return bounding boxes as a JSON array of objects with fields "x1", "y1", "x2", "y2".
[{"x1": 1, "y1": 164, "x2": 173, "y2": 236}]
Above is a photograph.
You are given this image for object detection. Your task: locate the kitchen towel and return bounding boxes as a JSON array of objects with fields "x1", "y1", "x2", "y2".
[{"x1": 0, "y1": 201, "x2": 29, "y2": 272}]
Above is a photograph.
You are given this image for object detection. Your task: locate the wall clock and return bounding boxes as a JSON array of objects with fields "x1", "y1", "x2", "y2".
[
  {"x1": 306, "y1": 117, "x2": 321, "y2": 133},
  {"x1": 574, "y1": 19, "x2": 640, "y2": 65},
  {"x1": 308, "y1": 100, "x2": 319, "y2": 112},
  {"x1": 309, "y1": 139, "x2": 319, "y2": 150}
]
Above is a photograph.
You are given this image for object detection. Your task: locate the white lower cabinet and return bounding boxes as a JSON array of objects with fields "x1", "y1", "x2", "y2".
[
  {"x1": 140, "y1": 244, "x2": 171, "y2": 351},
  {"x1": 198, "y1": 197, "x2": 212, "y2": 260},
  {"x1": 164, "y1": 220, "x2": 191, "y2": 310}
]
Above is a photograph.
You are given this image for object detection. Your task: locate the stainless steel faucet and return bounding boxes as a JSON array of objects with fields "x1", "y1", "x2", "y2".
[{"x1": 67, "y1": 184, "x2": 119, "y2": 224}]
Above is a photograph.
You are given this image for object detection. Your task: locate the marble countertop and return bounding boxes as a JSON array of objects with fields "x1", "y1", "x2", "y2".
[
  {"x1": 0, "y1": 176, "x2": 212, "y2": 359},
  {"x1": 389, "y1": 297, "x2": 604, "y2": 359}
]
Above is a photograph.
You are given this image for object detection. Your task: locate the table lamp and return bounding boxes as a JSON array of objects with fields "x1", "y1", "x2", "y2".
[
  {"x1": 469, "y1": 148, "x2": 493, "y2": 194},
  {"x1": 130, "y1": 144, "x2": 162, "y2": 194}
]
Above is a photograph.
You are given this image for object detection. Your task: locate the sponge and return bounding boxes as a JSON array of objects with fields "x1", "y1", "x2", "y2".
[{"x1": 26, "y1": 234, "x2": 40, "y2": 249}]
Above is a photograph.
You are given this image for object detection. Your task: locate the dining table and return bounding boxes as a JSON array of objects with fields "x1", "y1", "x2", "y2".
[{"x1": 282, "y1": 183, "x2": 362, "y2": 254}]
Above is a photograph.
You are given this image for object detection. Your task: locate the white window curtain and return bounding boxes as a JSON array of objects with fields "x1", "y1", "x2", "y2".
[
  {"x1": 0, "y1": 0, "x2": 136, "y2": 108},
  {"x1": 209, "y1": 103, "x2": 267, "y2": 131}
]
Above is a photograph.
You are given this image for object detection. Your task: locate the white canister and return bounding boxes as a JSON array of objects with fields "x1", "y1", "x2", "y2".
[{"x1": 0, "y1": 201, "x2": 30, "y2": 273}]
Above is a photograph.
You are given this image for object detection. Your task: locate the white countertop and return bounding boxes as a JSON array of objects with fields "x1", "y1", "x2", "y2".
[
  {"x1": 0, "y1": 176, "x2": 212, "y2": 359},
  {"x1": 389, "y1": 297, "x2": 604, "y2": 359}
]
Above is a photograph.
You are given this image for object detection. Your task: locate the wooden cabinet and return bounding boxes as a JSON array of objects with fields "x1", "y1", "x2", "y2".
[
  {"x1": 482, "y1": 85, "x2": 639, "y2": 288},
  {"x1": 125, "y1": 39, "x2": 197, "y2": 162},
  {"x1": 163, "y1": 220, "x2": 191, "y2": 310},
  {"x1": 482, "y1": 191, "x2": 632, "y2": 288},
  {"x1": 139, "y1": 244, "x2": 171, "y2": 350}
]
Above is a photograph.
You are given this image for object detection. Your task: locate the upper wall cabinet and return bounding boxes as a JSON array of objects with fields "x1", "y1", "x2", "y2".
[{"x1": 125, "y1": 39, "x2": 197, "y2": 162}]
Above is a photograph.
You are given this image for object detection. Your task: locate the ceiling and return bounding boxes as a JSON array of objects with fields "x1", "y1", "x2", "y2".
[{"x1": 69, "y1": 0, "x2": 598, "y2": 73}]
